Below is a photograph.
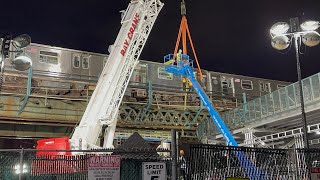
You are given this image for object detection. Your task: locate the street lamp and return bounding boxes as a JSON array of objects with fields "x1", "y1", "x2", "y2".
[
  {"x1": 270, "y1": 18, "x2": 320, "y2": 149},
  {"x1": 14, "y1": 163, "x2": 28, "y2": 174},
  {"x1": 0, "y1": 34, "x2": 32, "y2": 72},
  {"x1": 0, "y1": 34, "x2": 32, "y2": 101}
]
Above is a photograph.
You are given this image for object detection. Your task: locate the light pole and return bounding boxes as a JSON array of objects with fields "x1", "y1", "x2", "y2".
[
  {"x1": 0, "y1": 34, "x2": 32, "y2": 93},
  {"x1": 270, "y1": 18, "x2": 320, "y2": 149}
]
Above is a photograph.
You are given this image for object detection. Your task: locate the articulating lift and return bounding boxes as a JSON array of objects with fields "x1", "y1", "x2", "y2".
[
  {"x1": 164, "y1": 1, "x2": 262, "y2": 179},
  {"x1": 165, "y1": 0, "x2": 238, "y2": 147}
]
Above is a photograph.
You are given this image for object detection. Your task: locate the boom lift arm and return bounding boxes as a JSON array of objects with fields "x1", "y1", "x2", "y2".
[
  {"x1": 71, "y1": 0, "x2": 164, "y2": 150},
  {"x1": 163, "y1": 1, "x2": 264, "y2": 178},
  {"x1": 164, "y1": 58, "x2": 264, "y2": 179},
  {"x1": 37, "y1": 0, "x2": 164, "y2": 151}
]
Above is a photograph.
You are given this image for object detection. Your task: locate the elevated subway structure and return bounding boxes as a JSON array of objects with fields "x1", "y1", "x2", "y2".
[
  {"x1": 0, "y1": 44, "x2": 291, "y2": 148},
  {"x1": 198, "y1": 72, "x2": 320, "y2": 148}
]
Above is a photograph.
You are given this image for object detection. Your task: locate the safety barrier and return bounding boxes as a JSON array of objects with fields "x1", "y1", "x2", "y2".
[
  {"x1": 2, "y1": 144, "x2": 319, "y2": 179},
  {"x1": 186, "y1": 144, "x2": 320, "y2": 180},
  {"x1": 0, "y1": 148, "x2": 171, "y2": 180}
]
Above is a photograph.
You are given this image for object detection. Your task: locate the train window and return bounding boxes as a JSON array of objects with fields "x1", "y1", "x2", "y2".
[
  {"x1": 133, "y1": 74, "x2": 141, "y2": 82},
  {"x1": 131, "y1": 68, "x2": 141, "y2": 82},
  {"x1": 82, "y1": 56, "x2": 89, "y2": 69},
  {"x1": 212, "y1": 77, "x2": 218, "y2": 85},
  {"x1": 227, "y1": 79, "x2": 233, "y2": 88},
  {"x1": 158, "y1": 67, "x2": 173, "y2": 80},
  {"x1": 73, "y1": 55, "x2": 80, "y2": 68},
  {"x1": 202, "y1": 74, "x2": 207, "y2": 85},
  {"x1": 131, "y1": 64, "x2": 147, "y2": 84},
  {"x1": 39, "y1": 51, "x2": 59, "y2": 65},
  {"x1": 277, "y1": 84, "x2": 286, "y2": 89},
  {"x1": 259, "y1": 83, "x2": 263, "y2": 92},
  {"x1": 241, "y1": 80, "x2": 253, "y2": 90},
  {"x1": 265, "y1": 83, "x2": 271, "y2": 92}
]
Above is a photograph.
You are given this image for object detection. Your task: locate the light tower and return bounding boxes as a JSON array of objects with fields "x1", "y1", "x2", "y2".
[{"x1": 270, "y1": 19, "x2": 320, "y2": 149}]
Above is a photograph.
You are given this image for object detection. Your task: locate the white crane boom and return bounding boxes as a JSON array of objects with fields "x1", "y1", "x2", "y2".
[{"x1": 70, "y1": 0, "x2": 164, "y2": 150}]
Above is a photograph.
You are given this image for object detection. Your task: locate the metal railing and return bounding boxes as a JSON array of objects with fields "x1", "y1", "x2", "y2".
[
  {"x1": 198, "y1": 72, "x2": 320, "y2": 139},
  {"x1": 221, "y1": 72, "x2": 320, "y2": 129}
]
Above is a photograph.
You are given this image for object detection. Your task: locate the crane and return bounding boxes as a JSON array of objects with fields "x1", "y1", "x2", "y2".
[{"x1": 36, "y1": 0, "x2": 164, "y2": 152}]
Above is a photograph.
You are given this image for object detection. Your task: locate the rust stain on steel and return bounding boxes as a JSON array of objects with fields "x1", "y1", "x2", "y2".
[
  {"x1": 1, "y1": 95, "x2": 82, "y2": 123},
  {"x1": 2, "y1": 96, "x2": 16, "y2": 116}
]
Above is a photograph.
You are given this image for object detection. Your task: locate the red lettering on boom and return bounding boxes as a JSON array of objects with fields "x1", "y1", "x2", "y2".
[
  {"x1": 120, "y1": 50, "x2": 125, "y2": 56},
  {"x1": 120, "y1": 13, "x2": 140, "y2": 56},
  {"x1": 128, "y1": 27, "x2": 135, "y2": 40},
  {"x1": 133, "y1": 14, "x2": 139, "y2": 24},
  {"x1": 124, "y1": 39, "x2": 129, "y2": 47}
]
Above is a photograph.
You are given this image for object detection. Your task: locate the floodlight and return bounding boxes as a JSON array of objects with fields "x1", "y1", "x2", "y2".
[
  {"x1": 12, "y1": 34, "x2": 31, "y2": 49},
  {"x1": 302, "y1": 31, "x2": 320, "y2": 47},
  {"x1": 11, "y1": 54, "x2": 32, "y2": 71},
  {"x1": 271, "y1": 35, "x2": 290, "y2": 50},
  {"x1": 300, "y1": 20, "x2": 320, "y2": 31},
  {"x1": 270, "y1": 22, "x2": 290, "y2": 37},
  {"x1": 14, "y1": 164, "x2": 28, "y2": 174}
]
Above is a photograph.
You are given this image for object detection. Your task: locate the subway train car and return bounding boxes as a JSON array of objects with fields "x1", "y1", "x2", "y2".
[{"x1": 3, "y1": 43, "x2": 290, "y2": 104}]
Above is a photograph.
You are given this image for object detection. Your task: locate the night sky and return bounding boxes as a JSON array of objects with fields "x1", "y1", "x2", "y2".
[{"x1": 2, "y1": 0, "x2": 320, "y2": 82}]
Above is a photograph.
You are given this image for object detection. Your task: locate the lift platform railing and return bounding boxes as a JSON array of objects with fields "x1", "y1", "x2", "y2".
[{"x1": 164, "y1": 54, "x2": 194, "y2": 68}]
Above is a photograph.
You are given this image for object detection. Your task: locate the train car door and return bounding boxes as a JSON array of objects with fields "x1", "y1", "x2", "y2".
[
  {"x1": 71, "y1": 53, "x2": 81, "y2": 79},
  {"x1": 194, "y1": 70, "x2": 207, "y2": 90},
  {"x1": 81, "y1": 55, "x2": 90, "y2": 80},
  {"x1": 259, "y1": 81, "x2": 271, "y2": 96},
  {"x1": 130, "y1": 63, "x2": 148, "y2": 98},
  {"x1": 221, "y1": 76, "x2": 235, "y2": 97},
  {"x1": 130, "y1": 63, "x2": 147, "y2": 86},
  {"x1": 210, "y1": 74, "x2": 221, "y2": 96}
]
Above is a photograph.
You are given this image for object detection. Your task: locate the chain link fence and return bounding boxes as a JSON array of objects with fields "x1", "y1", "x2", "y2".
[
  {"x1": 0, "y1": 148, "x2": 171, "y2": 180},
  {"x1": 2, "y1": 145, "x2": 320, "y2": 180},
  {"x1": 185, "y1": 144, "x2": 320, "y2": 180}
]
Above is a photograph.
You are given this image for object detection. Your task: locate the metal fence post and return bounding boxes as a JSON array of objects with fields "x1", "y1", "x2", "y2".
[
  {"x1": 171, "y1": 129, "x2": 177, "y2": 180},
  {"x1": 291, "y1": 148, "x2": 300, "y2": 180},
  {"x1": 19, "y1": 148, "x2": 24, "y2": 180}
]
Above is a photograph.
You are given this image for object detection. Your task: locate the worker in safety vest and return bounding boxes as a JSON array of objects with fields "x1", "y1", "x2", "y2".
[
  {"x1": 176, "y1": 49, "x2": 182, "y2": 66},
  {"x1": 165, "y1": 49, "x2": 182, "y2": 65},
  {"x1": 178, "y1": 149, "x2": 187, "y2": 180},
  {"x1": 182, "y1": 77, "x2": 192, "y2": 92}
]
